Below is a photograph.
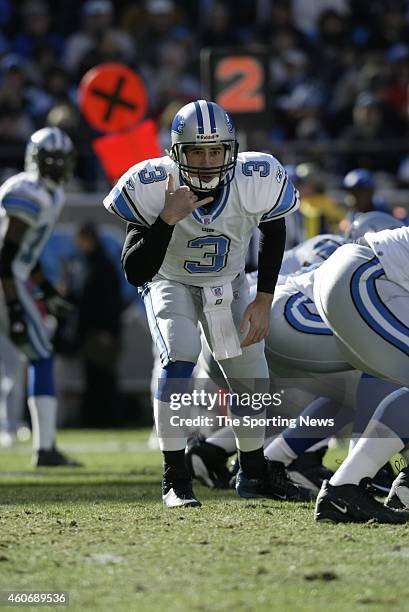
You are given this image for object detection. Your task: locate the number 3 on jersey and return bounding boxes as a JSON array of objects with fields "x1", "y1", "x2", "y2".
[{"x1": 184, "y1": 235, "x2": 230, "y2": 273}]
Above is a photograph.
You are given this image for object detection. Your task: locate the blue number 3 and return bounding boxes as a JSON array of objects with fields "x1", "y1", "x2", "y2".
[
  {"x1": 242, "y1": 161, "x2": 270, "y2": 177},
  {"x1": 184, "y1": 235, "x2": 230, "y2": 274},
  {"x1": 138, "y1": 166, "x2": 167, "y2": 184}
]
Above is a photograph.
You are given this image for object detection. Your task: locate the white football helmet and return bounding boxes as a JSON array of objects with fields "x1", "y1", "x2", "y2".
[
  {"x1": 346, "y1": 211, "x2": 404, "y2": 241},
  {"x1": 170, "y1": 99, "x2": 238, "y2": 192},
  {"x1": 25, "y1": 127, "x2": 75, "y2": 190}
]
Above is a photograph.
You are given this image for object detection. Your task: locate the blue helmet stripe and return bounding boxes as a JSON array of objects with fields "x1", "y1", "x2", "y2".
[
  {"x1": 206, "y1": 102, "x2": 217, "y2": 133},
  {"x1": 350, "y1": 258, "x2": 409, "y2": 357},
  {"x1": 194, "y1": 101, "x2": 204, "y2": 134},
  {"x1": 284, "y1": 293, "x2": 333, "y2": 336}
]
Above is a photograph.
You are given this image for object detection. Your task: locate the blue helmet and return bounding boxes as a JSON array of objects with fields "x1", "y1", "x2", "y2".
[{"x1": 343, "y1": 168, "x2": 374, "y2": 189}]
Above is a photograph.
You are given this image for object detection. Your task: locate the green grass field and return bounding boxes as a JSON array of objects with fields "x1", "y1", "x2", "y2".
[{"x1": 0, "y1": 429, "x2": 408, "y2": 612}]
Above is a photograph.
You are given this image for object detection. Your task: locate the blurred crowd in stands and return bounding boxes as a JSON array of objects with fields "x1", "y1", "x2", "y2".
[
  {"x1": 0, "y1": 0, "x2": 408, "y2": 190},
  {"x1": 0, "y1": 0, "x2": 409, "y2": 431}
]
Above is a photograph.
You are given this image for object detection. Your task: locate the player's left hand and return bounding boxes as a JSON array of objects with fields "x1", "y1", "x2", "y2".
[
  {"x1": 46, "y1": 294, "x2": 76, "y2": 319},
  {"x1": 239, "y1": 292, "x2": 273, "y2": 348}
]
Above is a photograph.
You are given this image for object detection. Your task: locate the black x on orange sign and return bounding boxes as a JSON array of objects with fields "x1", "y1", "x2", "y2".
[{"x1": 79, "y1": 63, "x2": 148, "y2": 133}]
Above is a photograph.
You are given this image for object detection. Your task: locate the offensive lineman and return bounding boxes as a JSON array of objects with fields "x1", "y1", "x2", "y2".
[
  {"x1": 104, "y1": 99, "x2": 309, "y2": 507},
  {"x1": 0, "y1": 127, "x2": 81, "y2": 467},
  {"x1": 188, "y1": 213, "x2": 405, "y2": 504},
  {"x1": 313, "y1": 225, "x2": 409, "y2": 523}
]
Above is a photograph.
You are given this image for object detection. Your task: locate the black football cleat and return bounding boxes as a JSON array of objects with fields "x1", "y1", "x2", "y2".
[
  {"x1": 287, "y1": 448, "x2": 334, "y2": 494},
  {"x1": 315, "y1": 479, "x2": 409, "y2": 524},
  {"x1": 369, "y1": 462, "x2": 396, "y2": 496},
  {"x1": 186, "y1": 437, "x2": 231, "y2": 489},
  {"x1": 385, "y1": 467, "x2": 409, "y2": 511},
  {"x1": 162, "y1": 477, "x2": 201, "y2": 508},
  {"x1": 34, "y1": 447, "x2": 83, "y2": 467},
  {"x1": 236, "y1": 460, "x2": 315, "y2": 502}
]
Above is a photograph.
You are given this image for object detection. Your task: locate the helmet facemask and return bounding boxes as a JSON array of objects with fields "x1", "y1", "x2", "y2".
[
  {"x1": 171, "y1": 140, "x2": 238, "y2": 193},
  {"x1": 36, "y1": 149, "x2": 75, "y2": 189},
  {"x1": 25, "y1": 127, "x2": 75, "y2": 191}
]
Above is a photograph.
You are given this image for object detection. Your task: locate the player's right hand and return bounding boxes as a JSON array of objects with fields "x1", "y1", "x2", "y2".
[
  {"x1": 7, "y1": 299, "x2": 30, "y2": 348},
  {"x1": 160, "y1": 174, "x2": 213, "y2": 225}
]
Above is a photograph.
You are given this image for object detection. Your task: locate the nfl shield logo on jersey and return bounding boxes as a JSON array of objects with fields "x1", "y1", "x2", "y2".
[{"x1": 212, "y1": 287, "x2": 223, "y2": 297}]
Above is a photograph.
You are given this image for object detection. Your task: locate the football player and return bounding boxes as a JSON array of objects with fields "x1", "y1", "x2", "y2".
[
  {"x1": 104, "y1": 99, "x2": 309, "y2": 507},
  {"x1": 313, "y1": 224, "x2": 409, "y2": 523},
  {"x1": 188, "y1": 212, "x2": 405, "y2": 499},
  {"x1": 0, "y1": 127, "x2": 81, "y2": 467}
]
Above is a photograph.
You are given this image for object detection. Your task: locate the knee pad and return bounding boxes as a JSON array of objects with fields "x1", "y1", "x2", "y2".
[
  {"x1": 166, "y1": 331, "x2": 202, "y2": 366},
  {"x1": 28, "y1": 356, "x2": 55, "y2": 398},
  {"x1": 155, "y1": 360, "x2": 196, "y2": 401}
]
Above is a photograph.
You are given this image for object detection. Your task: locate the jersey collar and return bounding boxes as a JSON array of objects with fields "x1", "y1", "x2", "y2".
[{"x1": 179, "y1": 171, "x2": 231, "y2": 225}]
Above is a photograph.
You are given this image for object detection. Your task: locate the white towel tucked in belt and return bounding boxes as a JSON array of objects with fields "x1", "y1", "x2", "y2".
[{"x1": 202, "y1": 284, "x2": 242, "y2": 361}]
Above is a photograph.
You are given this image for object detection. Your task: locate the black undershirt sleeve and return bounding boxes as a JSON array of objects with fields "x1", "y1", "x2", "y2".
[
  {"x1": 121, "y1": 216, "x2": 175, "y2": 287},
  {"x1": 0, "y1": 240, "x2": 19, "y2": 279},
  {"x1": 256, "y1": 218, "x2": 286, "y2": 294}
]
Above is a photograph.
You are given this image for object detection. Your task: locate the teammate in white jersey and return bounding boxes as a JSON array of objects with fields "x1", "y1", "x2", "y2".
[
  {"x1": 188, "y1": 215, "x2": 406, "y2": 501},
  {"x1": 278, "y1": 233, "x2": 346, "y2": 276},
  {"x1": 104, "y1": 99, "x2": 309, "y2": 507},
  {"x1": 312, "y1": 226, "x2": 409, "y2": 523},
  {"x1": 0, "y1": 127, "x2": 81, "y2": 467}
]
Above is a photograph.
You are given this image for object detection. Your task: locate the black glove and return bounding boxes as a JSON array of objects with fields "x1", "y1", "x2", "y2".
[
  {"x1": 39, "y1": 280, "x2": 76, "y2": 320},
  {"x1": 7, "y1": 300, "x2": 30, "y2": 347},
  {"x1": 46, "y1": 293, "x2": 76, "y2": 319}
]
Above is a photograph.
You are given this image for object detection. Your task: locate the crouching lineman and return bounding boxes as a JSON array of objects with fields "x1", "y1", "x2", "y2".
[
  {"x1": 313, "y1": 225, "x2": 409, "y2": 523},
  {"x1": 0, "y1": 127, "x2": 81, "y2": 467},
  {"x1": 187, "y1": 212, "x2": 405, "y2": 505},
  {"x1": 103, "y1": 99, "x2": 313, "y2": 507}
]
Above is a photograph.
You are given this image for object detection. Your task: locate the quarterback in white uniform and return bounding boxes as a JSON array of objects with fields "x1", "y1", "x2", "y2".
[
  {"x1": 0, "y1": 127, "x2": 80, "y2": 467},
  {"x1": 104, "y1": 99, "x2": 311, "y2": 506}
]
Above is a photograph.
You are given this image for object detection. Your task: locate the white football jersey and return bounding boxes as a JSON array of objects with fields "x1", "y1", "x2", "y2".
[
  {"x1": 104, "y1": 152, "x2": 299, "y2": 287},
  {"x1": 248, "y1": 263, "x2": 319, "y2": 302},
  {"x1": 0, "y1": 172, "x2": 65, "y2": 281},
  {"x1": 284, "y1": 266, "x2": 319, "y2": 301},
  {"x1": 365, "y1": 226, "x2": 409, "y2": 293},
  {"x1": 247, "y1": 233, "x2": 344, "y2": 300},
  {"x1": 279, "y1": 233, "x2": 345, "y2": 276}
]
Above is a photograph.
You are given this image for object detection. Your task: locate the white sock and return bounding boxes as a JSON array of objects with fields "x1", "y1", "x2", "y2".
[
  {"x1": 153, "y1": 398, "x2": 187, "y2": 451},
  {"x1": 27, "y1": 395, "x2": 57, "y2": 451},
  {"x1": 330, "y1": 421, "x2": 404, "y2": 486},
  {"x1": 207, "y1": 426, "x2": 237, "y2": 454},
  {"x1": 348, "y1": 437, "x2": 358, "y2": 454},
  {"x1": 264, "y1": 434, "x2": 297, "y2": 466}
]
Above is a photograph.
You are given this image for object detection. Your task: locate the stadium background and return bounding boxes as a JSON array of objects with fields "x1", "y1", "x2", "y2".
[{"x1": 0, "y1": 0, "x2": 408, "y2": 429}]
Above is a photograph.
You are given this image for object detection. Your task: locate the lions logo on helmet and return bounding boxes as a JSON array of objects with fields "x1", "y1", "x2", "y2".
[
  {"x1": 346, "y1": 211, "x2": 404, "y2": 241},
  {"x1": 25, "y1": 127, "x2": 75, "y2": 190},
  {"x1": 170, "y1": 100, "x2": 239, "y2": 193}
]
